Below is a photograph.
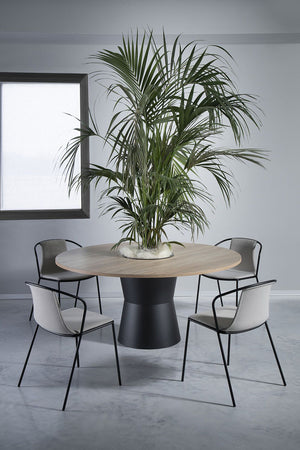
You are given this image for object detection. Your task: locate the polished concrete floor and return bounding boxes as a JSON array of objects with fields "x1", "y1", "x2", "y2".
[{"x1": 0, "y1": 294, "x2": 299, "y2": 450}]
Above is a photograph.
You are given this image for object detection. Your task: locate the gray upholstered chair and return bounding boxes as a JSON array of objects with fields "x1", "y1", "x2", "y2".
[
  {"x1": 29, "y1": 239, "x2": 102, "y2": 320},
  {"x1": 195, "y1": 237, "x2": 262, "y2": 313},
  {"x1": 182, "y1": 280, "x2": 286, "y2": 406},
  {"x1": 19, "y1": 283, "x2": 122, "y2": 411}
]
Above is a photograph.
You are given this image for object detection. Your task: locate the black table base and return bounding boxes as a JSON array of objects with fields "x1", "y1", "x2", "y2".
[{"x1": 118, "y1": 277, "x2": 180, "y2": 349}]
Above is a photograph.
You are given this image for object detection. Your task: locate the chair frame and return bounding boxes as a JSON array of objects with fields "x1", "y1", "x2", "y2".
[
  {"x1": 19, "y1": 283, "x2": 122, "y2": 411},
  {"x1": 195, "y1": 237, "x2": 263, "y2": 313},
  {"x1": 182, "y1": 280, "x2": 286, "y2": 407},
  {"x1": 29, "y1": 239, "x2": 102, "y2": 320}
]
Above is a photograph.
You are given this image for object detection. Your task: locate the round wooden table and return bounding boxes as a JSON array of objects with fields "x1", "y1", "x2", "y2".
[{"x1": 56, "y1": 243, "x2": 241, "y2": 349}]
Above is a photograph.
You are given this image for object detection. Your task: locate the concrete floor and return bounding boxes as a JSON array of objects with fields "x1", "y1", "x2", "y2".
[{"x1": 0, "y1": 294, "x2": 299, "y2": 450}]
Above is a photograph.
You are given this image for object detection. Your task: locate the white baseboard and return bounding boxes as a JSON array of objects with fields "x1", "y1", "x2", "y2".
[{"x1": 1, "y1": 290, "x2": 299, "y2": 301}]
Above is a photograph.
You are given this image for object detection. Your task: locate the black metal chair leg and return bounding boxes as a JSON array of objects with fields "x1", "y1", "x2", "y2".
[
  {"x1": 216, "y1": 331, "x2": 236, "y2": 407},
  {"x1": 227, "y1": 334, "x2": 231, "y2": 366},
  {"x1": 235, "y1": 281, "x2": 239, "y2": 306},
  {"x1": 265, "y1": 322, "x2": 287, "y2": 386},
  {"x1": 96, "y1": 277, "x2": 102, "y2": 314},
  {"x1": 111, "y1": 323, "x2": 122, "y2": 386},
  {"x1": 62, "y1": 334, "x2": 83, "y2": 411},
  {"x1": 29, "y1": 305, "x2": 34, "y2": 321},
  {"x1": 217, "y1": 280, "x2": 223, "y2": 307},
  {"x1": 18, "y1": 325, "x2": 39, "y2": 386},
  {"x1": 194, "y1": 275, "x2": 201, "y2": 314},
  {"x1": 75, "y1": 336, "x2": 80, "y2": 367},
  {"x1": 74, "y1": 281, "x2": 81, "y2": 307},
  {"x1": 181, "y1": 319, "x2": 191, "y2": 381}
]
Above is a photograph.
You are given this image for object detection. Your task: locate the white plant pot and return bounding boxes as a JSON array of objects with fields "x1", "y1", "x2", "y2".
[{"x1": 119, "y1": 242, "x2": 173, "y2": 259}]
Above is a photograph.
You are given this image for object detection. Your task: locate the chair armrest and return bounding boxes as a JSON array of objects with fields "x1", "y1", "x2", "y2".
[
  {"x1": 35, "y1": 284, "x2": 87, "y2": 307},
  {"x1": 65, "y1": 239, "x2": 82, "y2": 248}
]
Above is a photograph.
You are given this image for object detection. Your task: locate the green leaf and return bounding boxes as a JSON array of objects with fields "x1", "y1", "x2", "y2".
[{"x1": 60, "y1": 30, "x2": 267, "y2": 248}]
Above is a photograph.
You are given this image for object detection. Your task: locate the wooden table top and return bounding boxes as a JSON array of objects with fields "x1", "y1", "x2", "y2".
[{"x1": 56, "y1": 243, "x2": 241, "y2": 278}]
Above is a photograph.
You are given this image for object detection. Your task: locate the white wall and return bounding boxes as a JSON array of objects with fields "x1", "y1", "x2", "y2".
[
  {"x1": 0, "y1": 0, "x2": 299, "y2": 297},
  {"x1": 2, "y1": 0, "x2": 300, "y2": 35}
]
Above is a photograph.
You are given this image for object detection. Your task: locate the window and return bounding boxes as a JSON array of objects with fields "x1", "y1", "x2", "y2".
[{"x1": 0, "y1": 73, "x2": 89, "y2": 219}]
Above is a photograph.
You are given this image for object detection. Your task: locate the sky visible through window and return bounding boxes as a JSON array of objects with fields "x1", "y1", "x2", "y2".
[{"x1": 0, "y1": 82, "x2": 81, "y2": 210}]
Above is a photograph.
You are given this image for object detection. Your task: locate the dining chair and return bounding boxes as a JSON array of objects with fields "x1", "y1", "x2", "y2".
[
  {"x1": 19, "y1": 282, "x2": 122, "y2": 411},
  {"x1": 29, "y1": 239, "x2": 102, "y2": 320},
  {"x1": 181, "y1": 280, "x2": 286, "y2": 407},
  {"x1": 194, "y1": 237, "x2": 262, "y2": 313}
]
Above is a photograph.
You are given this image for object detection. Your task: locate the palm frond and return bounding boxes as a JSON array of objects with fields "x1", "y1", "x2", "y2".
[{"x1": 60, "y1": 30, "x2": 267, "y2": 248}]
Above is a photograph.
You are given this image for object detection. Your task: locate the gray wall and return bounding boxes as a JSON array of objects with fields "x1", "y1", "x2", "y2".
[{"x1": 0, "y1": 0, "x2": 299, "y2": 297}]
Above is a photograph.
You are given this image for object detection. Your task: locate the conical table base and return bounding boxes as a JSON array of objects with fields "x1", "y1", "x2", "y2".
[{"x1": 118, "y1": 277, "x2": 180, "y2": 349}]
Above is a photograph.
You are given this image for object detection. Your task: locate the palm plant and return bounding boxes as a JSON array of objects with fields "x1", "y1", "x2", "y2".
[{"x1": 61, "y1": 31, "x2": 266, "y2": 254}]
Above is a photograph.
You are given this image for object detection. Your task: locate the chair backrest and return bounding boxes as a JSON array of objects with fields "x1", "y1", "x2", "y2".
[
  {"x1": 217, "y1": 237, "x2": 262, "y2": 274},
  {"x1": 27, "y1": 283, "x2": 75, "y2": 336},
  {"x1": 38, "y1": 239, "x2": 68, "y2": 275},
  {"x1": 35, "y1": 239, "x2": 80, "y2": 276},
  {"x1": 230, "y1": 238, "x2": 257, "y2": 273},
  {"x1": 225, "y1": 280, "x2": 276, "y2": 333}
]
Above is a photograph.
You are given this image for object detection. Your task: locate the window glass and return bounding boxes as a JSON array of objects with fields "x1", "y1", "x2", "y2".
[{"x1": 0, "y1": 74, "x2": 89, "y2": 219}]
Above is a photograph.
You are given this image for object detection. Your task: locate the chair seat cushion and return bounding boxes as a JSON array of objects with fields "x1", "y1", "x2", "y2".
[
  {"x1": 40, "y1": 270, "x2": 94, "y2": 282},
  {"x1": 190, "y1": 306, "x2": 237, "y2": 331},
  {"x1": 61, "y1": 308, "x2": 113, "y2": 333},
  {"x1": 204, "y1": 268, "x2": 255, "y2": 280}
]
